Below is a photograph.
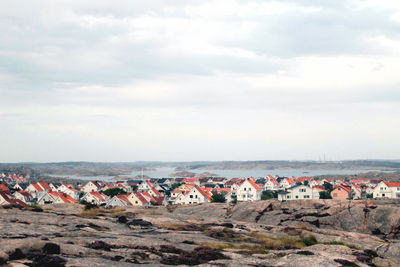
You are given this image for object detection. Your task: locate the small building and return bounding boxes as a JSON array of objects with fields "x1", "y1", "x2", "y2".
[
  {"x1": 372, "y1": 181, "x2": 400, "y2": 199},
  {"x1": 236, "y1": 179, "x2": 262, "y2": 202},
  {"x1": 331, "y1": 185, "x2": 352, "y2": 200},
  {"x1": 278, "y1": 185, "x2": 319, "y2": 201}
]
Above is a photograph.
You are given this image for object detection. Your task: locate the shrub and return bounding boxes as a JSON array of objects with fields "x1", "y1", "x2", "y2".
[
  {"x1": 160, "y1": 246, "x2": 227, "y2": 265},
  {"x1": 302, "y1": 236, "x2": 318, "y2": 246},
  {"x1": 211, "y1": 193, "x2": 226, "y2": 203},
  {"x1": 25, "y1": 204, "x2": 43, "y2": 212},
  {"x1": 84, "y1": 202, "x2": 98, "y2": 210}
]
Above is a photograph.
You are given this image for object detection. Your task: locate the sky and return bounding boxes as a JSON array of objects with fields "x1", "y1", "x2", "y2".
[{"x1": 1, "y1": 0, "x2": 400, "y2": 162}]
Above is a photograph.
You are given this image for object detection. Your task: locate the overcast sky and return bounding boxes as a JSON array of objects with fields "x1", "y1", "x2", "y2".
[{"x1": 1, "y1": 0, "x2": 400, "y2": 162}]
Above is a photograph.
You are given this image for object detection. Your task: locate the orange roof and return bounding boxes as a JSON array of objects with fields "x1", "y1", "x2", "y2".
[
  {"x1": 33, "y1": 183, "x2": 44, "y2": 192},
  {"x1": 248, "y1": 179, "x2": 261, "y2": 191},
  {"x1": 182, "y1": 177, "x2": 200, "y2": 183},
  {"x1": 134, "y1": 192, "x2": 148, "y2": 204},
  {"x1": 384, "y1": 182, "x2": 400, "y2": 187},
  {"x1": 89, "y1": 191, "x2": 107, "y2": 202},
  {"x1": 39, "y1": 182, "x2": 51, "y2": 191},
  {"x1": 116, "y1": 194, "x2": 132, "y2": 205},
  {"x1": 0, "y1": 184, "x2": 9, "y2": 191},
  {"x1": 194, "y1": 186, "x2": 211, "y2": 201}
]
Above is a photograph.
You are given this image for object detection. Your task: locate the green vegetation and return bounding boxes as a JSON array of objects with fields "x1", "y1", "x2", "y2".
[
  {"x1": 102, "y1": 188, "x2": 127, "y2": 197},
  {"x1": 211, "y1": 193, "x2": 226, "y2": 203},
  {"x1": 261, "y1": 190, "x2": 277, "y2": 200},
  {"x1": 319, "y1": 191, "x2": 332, "y2": 199}
]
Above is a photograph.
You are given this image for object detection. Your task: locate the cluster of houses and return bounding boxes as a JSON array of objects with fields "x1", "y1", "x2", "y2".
[{"x1": 1, "y1": 173, "x2": 400, "y2": 207}]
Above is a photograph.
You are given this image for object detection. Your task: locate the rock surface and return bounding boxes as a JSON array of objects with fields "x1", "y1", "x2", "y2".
[{"x1": 0, "y1": 200, "x2": 399, "y2": 266}]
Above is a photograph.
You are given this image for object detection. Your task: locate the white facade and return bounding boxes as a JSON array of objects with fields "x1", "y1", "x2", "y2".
[
  {"x1": 372, "y1": 181, "x2": 400, "y2": 199},
  {"x1": 278, "y1": 185, "x2": 320, "y2": 201},
  {"x1": 82, "y1": 181, "x2": 102, "y2": 193},
  {"x1": 237, "y1": 180, "x2": 261, "y2": 202},
  {"x1": 174, "y1": 187, "x2": 209, "y2": 205}
]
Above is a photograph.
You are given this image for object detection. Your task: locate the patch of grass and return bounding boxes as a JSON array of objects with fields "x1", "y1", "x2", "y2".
[
  {"x1": 160, "y1": 223, "x2": 203, "y2": 231},
  {"x1": 302, "y1": 236, "x2": 318, "y2": 246},
  {"x1": 202, "y1": 242, "x2": 269, "y2": 255},
  {"x1": 250, "y1": 232, "x2": 306, "y2": 250},
  {"x1": 25, "y1": 204, "x2": 43, "y2": 212},
  {"x1": 77, "y1": 208, "x2": 101, "y2": 219},
  {"x1": 323, "y1": 241, "x2": 359, "y2": 250}
]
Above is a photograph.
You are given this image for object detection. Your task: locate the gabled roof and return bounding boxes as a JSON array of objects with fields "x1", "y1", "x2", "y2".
[
  {"x1": 384, "y1": 181, "x2": 400, "y2": 187},
  {"x1": 193, "y1": 185, "x2": 211, "y2": 201},
  {"x1": 116, "y1": 194, "x2": 132, "y2": 205},
  {"x1": 32, "y1": 183, "x2": 44, "y2": 192},
  {"x1": 0, "y1": 191, "x2": 27, "y2": 206},
  {"x1": 134, "y1": 192, "x2": 148, "y2": 204},
  {"x1": 247, "y1": 179, "x2": 261, "y2": 191},
  {"x1": 39, "y1": 182, "x2": 51, "y2": 191},
  {"x1": 333, "y1": 184, "x2": 351, "y2": 193},
  {"x1": 182, "y1": 177, "x2": 200, "y2": 184},
  {"x1": 89, "y1": 191, "x2": 108, "y2": 202}
]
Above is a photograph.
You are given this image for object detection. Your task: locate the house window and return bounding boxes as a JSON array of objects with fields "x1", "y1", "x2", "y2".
[
  {"x1": 382, "y1": 194, "x2": 385, "y2": 197},
  {"x1": 333, "y1": 193, "x2": 337, "y2": 197},
  {"x1": 195, "y1": 195, "x2": 198, "y2": 198},
  {"x1": 295, "y1": 195, "x2": 298, "y2": 199},
  {"x1": 304, "y1": 195, "x2": 310, "y2": 198},
  {"x1": 135, "y1": 201, "x2": 138, "y2": 204},
  {"x1": 244, "y1": 188, "x2": 246, "y2": 191},
  {"x1": 249, "y1": 188, "x2": 251, "y2": 191},
  {"x1": 190, "y1": 195, "x2": 193, "y2": 198},
  {"x1": 287, "y1": 196, "x2": 290, "y2": 199}
]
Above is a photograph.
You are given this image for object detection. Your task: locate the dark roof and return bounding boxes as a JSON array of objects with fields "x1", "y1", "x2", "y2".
[{"x1": 255, "y1": 178, "x2": 266, "y2": 184}]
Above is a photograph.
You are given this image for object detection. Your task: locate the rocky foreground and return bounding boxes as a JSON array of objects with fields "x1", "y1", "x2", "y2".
[{"x1": 1, "y1": 199, "x2": 400, "y2": 266}]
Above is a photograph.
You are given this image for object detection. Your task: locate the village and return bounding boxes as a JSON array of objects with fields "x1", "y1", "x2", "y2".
[{"x1": 0, "y1": 172, "x2": 400, "y2": 207}]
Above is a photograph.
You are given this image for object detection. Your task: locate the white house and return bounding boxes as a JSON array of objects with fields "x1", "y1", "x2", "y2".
[
  {"x1": 81, "y1": 191, "x2": 108, "y2": 205},
  {"x1": 13, "y1": 191, "x2": 34, "y2": 204},
  {"x1": 372, "y1": 181, "x2": 400, "y2": 199},
  {"x1": 106, "y1": 195, "x2": 132, "y2": 207},
  {"x1": 264, "y1": 178, "x2": 280, "y2": 191},
  {"x1": 236, "y1": 179, "x2": 261, "y2": 202},
  {"x1": 279, "y1": 178, "x2": 296, "y2": 189},
  {"x1": 173, "y1": 186, "x2": 210, "y2": 205},
  {"x1": 82, "y1": 181, "x2": 105, "y2": 193},
  {"x1": 278, "y1": 185, "x2": 320, "y2": 201}
]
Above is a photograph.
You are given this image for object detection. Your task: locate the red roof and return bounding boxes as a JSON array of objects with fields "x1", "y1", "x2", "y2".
[
  {"x1": 134, "y1": 192, "x2": 148, "y2": 204},
  {"x1": 89, "y1": 191, "x2": 107, "y2": 202},
  {"x1": 116, "y1": 194, "x2": 132, "y2": 205},
  {"x1": 39, "y1": 182, "x2": 51, "y2": 191},
  {"x1": 0, "y1": 184, "x2": 9, "y2": 191},
  {"x1": 384, "y1": 182, "x2": 400, "y2": 187},
  {"x1": 33, "y1": 183, "x2": 44, "y2": 192},
  {"x1": 247, "y1": 179, "x2": 261, "y2": 191},
  {"x1": 0, "y1": 191, "x2": 27, "y2": 206},
  {"x1": 182, "y1": 177, "x2": 200, "y2": 184},
  {"x1": 296, "y1": 177, "x2": 312, "y2": 182},
  {"x1": 194, "y1": 186, "x2": 211, "y2": 201}
]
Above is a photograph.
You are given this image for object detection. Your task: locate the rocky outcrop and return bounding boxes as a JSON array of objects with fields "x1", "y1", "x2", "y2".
[{"x1": 0, "y1": 200, "x2": 399, "y2": 266}]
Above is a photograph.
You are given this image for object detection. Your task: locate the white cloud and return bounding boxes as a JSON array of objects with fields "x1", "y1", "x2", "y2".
[{"x1": 0, "y1": 0, "x2": 399, "y2": 161}]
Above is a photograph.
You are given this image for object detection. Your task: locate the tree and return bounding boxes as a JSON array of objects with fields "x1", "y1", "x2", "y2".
[
  {"x1": 323, "y1": 181, "x2": 333, "y2": 191},
  {"x1": 366, "y1": 193, "x2": 373, "y2": 199},
  {"x1": 304, "y1": 180, "x2": 309, "y2": 186},
  {"x1": 261, "y1": 190, "x2": 277, "y2": 200},
  {"x1": 319, "y1": 191, "x2": 332, "y2": 199},
  {"x1": 211, "y1": 193, "x2": 226, "y2": 203},
  {"x1": 131, "y1": 185, "x2": 138, "y2": 191},
  {"x1": 102, "y1": 188, "x2": 127, "y2": 197},
  {"x1": 296, "y1": 181, "x2": 302, "y2": 186}
]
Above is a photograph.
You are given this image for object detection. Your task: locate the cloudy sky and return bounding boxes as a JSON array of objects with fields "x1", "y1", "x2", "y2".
[{"x1": 1, "y1": 0, "x2": 400, "y2": 162}]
